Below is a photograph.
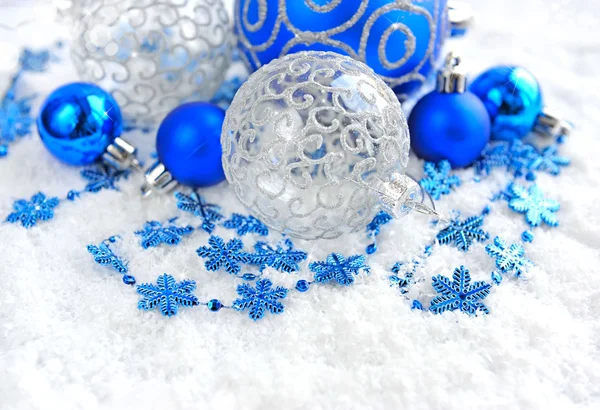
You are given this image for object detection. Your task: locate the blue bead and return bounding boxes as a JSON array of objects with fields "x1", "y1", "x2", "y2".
[
  {"x1": 207, "y1": 299, "x2": 222, "y2": 312},
  {"x1": 122, "y1": 275, "x2": 136, "y2": 285},
  {"x1": 235, "y1": 0, "x2": 449, "y2": 99},
  {"x1": 521, "y1": 231, "x2": 534, "y2": 243},
  {"x1": 411, "y1": 300, "x2": 424, "y2": 310},
  {"x1": 409, "y1": 91, "x2": 491, "y2": 168},
  {"x1": 366, "y1": 243, "x2": 377, "y2": 255},
  {"x1": 491, "y1": 271, "x2": 503, "y2": 285},
  {"x1": 295, "y1": 280, "x2": 310, "y2": 292},
  {"x1": 66, "y1": 190, "x2": 80, "y2": 201},
  {"x1": 241, "y1": 273, "x2": 258, "y2": 281},
  {"x1": 0, "y1": 144, "x2": 8, "y2": 157},
  {"x1": 470, "y1": 66, "x2": 542, "y2": 141},
  {"x1": 156, "y1": 102, "x2": 226, "y2": 188},
  {"x1": 37, "y1": 83, "x2": 122, "y2": 165}
]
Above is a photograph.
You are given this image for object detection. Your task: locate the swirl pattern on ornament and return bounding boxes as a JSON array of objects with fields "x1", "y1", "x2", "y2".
[
  {"x1": 235, "y1": 0, "x2": 448, "y2": 99},
  {"x1": 70, "y1": 0, "x2": 232, "y2": 121},
  {"x1": 221, "y1": 51, "x2": 409, "y2": 240}
]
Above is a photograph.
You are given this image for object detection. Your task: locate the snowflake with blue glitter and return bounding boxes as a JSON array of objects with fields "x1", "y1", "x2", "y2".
[
  {"x1": 19, "y1": 48, "x2": 51, "y2": 72},
  {"x1": 137, "y1": 273, "x2": 199, "y2": 317},
  {"x1": 223, "y1": 213, "x2": 269, "y2": 236},
  {"x1": 232, "y1": 278, "x2": 288, "y2": 321},
  {"x1": 135, "y1": 218, "x2": 194, "y2": 249},
  {"x1": 506, "y1": 183, "x2": 559, "y2": 227},
  {"x1": 486, "y1": 236, "x2": 531, "y2": 277},
  {"x1": 310, "y1": 253, "x2": 370, "y2": 286},
  {"x1": 527, "y1": 145, "x2": 570, "y2": 178},
  {"x1": 436, "y1": 212, "x2": 489, "y2": 251},
  {"x1": 175, "y1": 190, "x2": 223, "y2": 233},
  {"x1": 79, "y1": 163, "x2": 129, "y2": 193},
  {"x1": 196, "y1": 235, "x2": 252, "y2": 275},
  {"x1": 0, "y1": 90, "x2": 35, "y2": 155},
  {"x1": 87, "y1": 240, "x2": 135, "y2": 285},
  {"x1": 390, "y1": 261, "x2": 417, "y2": 294},
  {"x1": 250, "y1": 239, "x2": 308, "y2": 273},
  {"x1": 6, "y1": 192, "x2": 59, "y2": 228},
  {"x1": 419, "y1": 160, "x2": 461, "y2": 200},
  {"x1": 475, "y1": 140, "x2": 535, "y2": 177},
  {"x1": 430, "y1": 266, "x2": 492, "y2": 315}
]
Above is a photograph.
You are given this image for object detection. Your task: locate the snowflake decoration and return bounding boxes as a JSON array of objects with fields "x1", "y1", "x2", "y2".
[
  {"x1": 196, "y1": 235, "x2": 253, "y2": 275},
  {"x1": 310, "y1": 253, "x2": 370, "y2": 286},
  {"x1": 507, "y1": 183, "x2": 559, "y2": 227},
  {"x1": 135, "y1": 219, "x2": 194, "y2": 249},
  {"x1": 19, "y1": 48, "x2": 51, "y2": 72},
  {"x1": 437, "y1": 213, "x2": 489, "y2": 251},
  {"x1": 250, "y1": 239, "x2": 308, "y2": 273},
  {"x1": 0, "y1": 89, "x2": 35, "y2": 151},
  {"x1": 430, "y1": 266, "x2": 492, "y2": 315},
  {"x1": 232, "y1": 278, "x2": 288, "y2": 321},
  {"x1": 419, "y1": 160, "x2": 461, "y2": 200},
  {"x1": 390, "y1": 261, "x2": 416, "y2": 294},
  {"x1": 486, "y1": 236, "x2": 531, "y2": 277},
  {"x1": 527, "y1": 145, "x2": 570, "y2": 177},
  {"x1": 137, "y1": 273, "x2": 199, "y2": 317},
  {"x1": 87, "y1": 241, "x2": 128, "y2": 273},
  {"x1": 475, "y1": 140, "x2": 535, "y2": 177},
  {"x1": 223, "y1": 213, "x2": 269, "y2": 236},
  {"x1": 6, "y1": 192, "x2": 59, "y2": 228},
  {"x1": 80, "y1": 163, "x2": 129, "y2": 193},
  {"x1": 175, "y1": 190, "x2": 223, "y2": 233},
  {"x1": 366, "y1": 210, "x2": 393, "y2": 236}
]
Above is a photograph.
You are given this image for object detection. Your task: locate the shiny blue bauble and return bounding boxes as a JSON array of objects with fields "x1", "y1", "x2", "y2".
[
  {"x1": 235, "y1": 0, "x2": 449, "y2": 99},
  {"x1": 470, "y1": 66, "x2": 542, "y2": 141},
  {"x1": 409, "y1": 91, "x2": 491, "y2": 168},
  {"x1": 38, "y1": 82, "x2": 122, "y2": 165},
  {"x1": 157, "y1": 102, "x2": 226, "y2": 188}
]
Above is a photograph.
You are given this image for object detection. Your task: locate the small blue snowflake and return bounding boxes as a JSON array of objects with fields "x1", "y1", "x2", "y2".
[
  {"x1": 390, "y1": 261, "x2": 416, "y2": 294},
  {"x1": 223, "y1": 213, "x2": 269, "y2": 236},
  {"x1": 310, "y1": 253, "x2": 370, "y2": 286},
  {"x1": 507, "y1": 183, "x2": 559, "y2": 227},
  {"x1": 6, "y1": 192, "x2": 59, "y2": 228},
  {"x1": 366, "y1": 210, "x2": 393, "y2": 236},
  {"x1": 135, "y1": 218, "x2": 194, "y2": 249},
  {"x1": 232, "y1": 278, "x2": 288, "y2": 321},
  {"x1": 196, "y1": 235, "x2": 253, "y2": 275},
  {"x1": 437, "y1": 213, "x2": 489, "y2": 251},
  {"x1": 475, "y1": 140, "x2": 535, "y2": 177},
  {"x1": 80, "y1": 163, "x2": 129, "y2": 193},
  {"x1": 86, "y1": 239, "x2": 135, "y2": 285},
  {"x1": 250, "y1": 238, "x2": 308, "y2": 273},
  {"x1": 19, "y1": 49, "x2": 51, "y2": 72},
  {"x1": 0, "y1": 89, "x2": 35, "y2": 152},
  {"x1": 175, "y1": 190, "x2": 223, "y2": 233},
  {"x1": 527, "y1": 145, "x2": 570, "y2": 177},
  {"x1": 137, "y1": 273, "x2": 199, "y2": 317},
  {"x1": 430, "y1": 266, "x2": 492, "y2": 315},
  {"x1": 420, "y1": 160, "x2": 461, "y2": 200},
  {"x1": 486, "y1": 236, "x2": 531, "y2": 277}
]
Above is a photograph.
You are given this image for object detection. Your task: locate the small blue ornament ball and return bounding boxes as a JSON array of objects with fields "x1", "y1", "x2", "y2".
[
  {"x1": 38, "y1": 82, "x2": 122, "y2": 165},
  {"x1": 156, "y1": 102, "x2": 226, "y2": 188},
  {"x1": 470, "y1": 66, "x2": 542, "y2": 141},
  {"x1": 409, "y1": 91, "x2": 491, "y2": 168}
]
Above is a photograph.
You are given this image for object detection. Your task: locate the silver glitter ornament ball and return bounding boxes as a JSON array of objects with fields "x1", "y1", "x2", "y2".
[
  {"x1": 221, "y1": 51, "x2": 411, "y2": 240},
  {"x1": 70, "y1": 0, "x2": 233, "y2": 122}
]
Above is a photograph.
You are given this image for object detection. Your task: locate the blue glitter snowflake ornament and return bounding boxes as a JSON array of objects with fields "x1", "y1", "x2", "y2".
[
  {"x1": 196, "y1": 235, "x2": 252, "y2": 275},
  {"x1": 486, "y1": 236, "x2": 531, "y2": 277},
  {"x1": 137, "y1": 274, "x2": 199, "y2": 317},
  {"x1": 0, "y1": 90, "x2": 35, "y2": 154},
  {"x1": 6, "y1": 192, "x2": 59, "y2": 228},
  {"x1": 507, "y1": 184, "x2": 559, "y2": 227},
  {"x1": 436, "y1": 212, "x2": 489, "y2": 251},
  {"x1": 80, "y1": 163, "x2": 129, "y2": 193},
  {"x1": 430, "y1": 266, "x2": 492, "y2": 315},
  {"x1": 527, "y1": 145, "x2": 570, "y2": 177},
  {"x1": 223, "y1": 213, "x2": 268, "y2": 236},
  {"x1": 87, "y1": 241, "x2": 128, "y2": 273},
  {"x1": 420, "y1": 160, "x2": 461, "y2": 200},
  {"x1": 232, "y1": 278, "x2": 288, "y2": 321},
  {"x1": 135, "y1": 219, "x2": 194, "y2": 249},
  {"x1": 310, "y1": 253, "x2": 370, "y2": 286},
  {"x1": 250, "y1": 239, "x2": 308, "y2": 273},
  {"x1": 175, "y1": 190, "x2": 223, "y2": 233}
]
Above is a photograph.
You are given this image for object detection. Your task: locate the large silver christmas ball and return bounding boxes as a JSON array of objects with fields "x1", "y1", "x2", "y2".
[
  {"x1": 70, "y1": 0, "x2": 233, "y2": 122},
  {"x1": 221, "y1": 51, "x2": 410, "y2": 240}
]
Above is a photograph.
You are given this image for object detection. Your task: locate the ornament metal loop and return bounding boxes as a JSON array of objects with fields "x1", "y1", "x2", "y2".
[
  {"x1": 141, "y1": 161, "x2": 179, "y2": 197},
  {"x1": 535, "y1": 109, "x2": 573, "y2": 138},
  {"x1": 103, "y1": 137, "x2": 143, "y2": 172},
  {"x1": 437, "y1": 52, "x2": 467, "y2": 94}
]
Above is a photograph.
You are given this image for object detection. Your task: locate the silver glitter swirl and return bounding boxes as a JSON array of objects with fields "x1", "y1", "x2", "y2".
[
  {"x1": 70, "y1": 0, "x2": 233, "y2": 122},
  {"x1": 221, "y1": 51, "x2": 410, "y2": 240},
  {"x1": 235, "y1": 0, "x2": 448, "y2": 99}
]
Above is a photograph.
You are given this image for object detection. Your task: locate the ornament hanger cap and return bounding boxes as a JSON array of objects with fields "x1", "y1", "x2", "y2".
[
  {"x1": 437, "y1": 52, "x2": 467, "y2": 94},
  {"x1": 141, "y1": 161, "x2": 179, "y2": 197}
]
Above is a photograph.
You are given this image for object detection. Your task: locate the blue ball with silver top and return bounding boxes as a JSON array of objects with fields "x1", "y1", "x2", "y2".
[
  {"x1": 470, "y1": 65, "x2": 572, "y2": 140},
  {"x1": 38, "y1": 82, "x2": 123, "y2": 165},
  {"x1": 409, "y1": 53, "x2": 491, "y2": 168}
]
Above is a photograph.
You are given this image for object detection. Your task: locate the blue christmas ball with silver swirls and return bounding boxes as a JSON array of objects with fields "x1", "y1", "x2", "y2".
[
  {"x1": 38, "y1": 82, "x2": 123, "y2": 165},
  {"x1": 235, "y1": 0, "x2": 450, "y2": 100},
  {"x1": 469, "y1": 66, "x2": 543, "y2": 141},
  {"x1": 142, "y1": 102, "x2": 226, "y2": 195},
  {"x1": 409, "y1": 55, "x2": 490, "y2": 168}
]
